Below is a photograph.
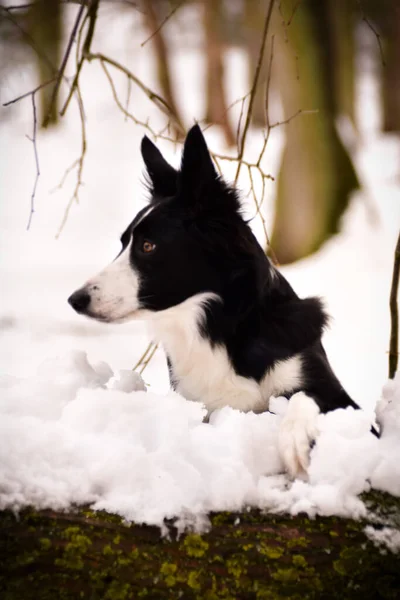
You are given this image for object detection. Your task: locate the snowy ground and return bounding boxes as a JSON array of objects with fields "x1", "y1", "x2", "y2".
[
  {"x1": 0, "y1": 5, "x2": 399, "y2": 534},
  {"x1": 1, "y1": 351, "x2": 399, "y2": 536}
]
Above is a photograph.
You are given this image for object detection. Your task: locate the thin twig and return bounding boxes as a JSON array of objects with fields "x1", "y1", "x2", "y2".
[
  {"x1": 139, "y1": 343, "x2": 159, "y2": 375},
  {"x1": 234, "y1": 0, "x2": 275, "y2": 184},
  {"x1": 2, "y1": 77, "x2": 57, "y2": 107},
  {"x1": 100, "y1": 60, "x2": 179, "y2": 143},
  {"x1": 389, "y1": 231, "x2": 400, "y2": 379},
  {"x1": 132, "y1": 341, "x2": 159, "y2": 374},
  {"x1": 55, "y1": 85, "x2": 87, "y2": 238},
  {"x1": 141, "y1": 0, "x2": 186, "y2": 47},
  {"x1": 60, "y1": 0, "x2": 100, "y2": 117},
  {"x1": 42, "y1": 2, "x2": 86, "y2": 127},
  {"x1": 236, "y1": 95, "x2": 248, "y2": 155},
  {"x1": 357, "y1": 0, "x2": 386, "y2": 67},
  {"x1": 26, "y1": 93, "x2": 40, "y2": 230},
  {"x1": 87, "y1": 52, "x2": 185, "y2": 133},
  {"x1": 124, "y1": 77, "x2": 132, "y2": 121},
  {"x1": 286, "y1": 0, "x2": 302, "y2": 26},
  {"x1": 132, "y1": 342, "x2": 155, "y2": 372}
]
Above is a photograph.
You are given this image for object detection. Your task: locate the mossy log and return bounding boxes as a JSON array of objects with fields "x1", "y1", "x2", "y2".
[{"x1": 1, "y1": 491, "x2": 399, "y2": 599}]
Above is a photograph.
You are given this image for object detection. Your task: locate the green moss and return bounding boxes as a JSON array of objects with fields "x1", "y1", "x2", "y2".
[
  {"x1": 210, "y1": 512, "x2": 231, "y2": 527},
  {"x1": 104, "y1": 581, "x2": 132, "y2": 600},
  {"x1": 39, "y1": 538, "x2": 52, "y2": 551},
  {"x1": 226, "y1": 557, "x2": 246, "y2": 580},
  {"x1": 187, "y1": 570, "x2": 201, "y2": 591},
  {"x1": 243, "y1": 543, "x2": 254, "y2": 551},
  {"x1": 160, "y1": 562, "x2": 178, "y2": 587},
  {"x1": 54, "y1": 527, "x2": 92, "y2": 571},
  {"x1": 292, "y1": 554, "x2": 308, "y2": 569},
  {"x1": 271, "y1": 567, "x2": 299, "y2": 583},
  {"x1": 259, "y1": 544, "x2": 284, "y2": 559},
  {"x1": 130, "y1": 547, "x2": 139, "y2": 560},
  {"x1": 287, "y1": 536, "x2": 310, "y2": 548},
  {"x1": 182, "y1": 534, "x2": 209, "y2": 558},
  {"x1": 333, "y1": 559, "x2": 347, "y2": 576}
]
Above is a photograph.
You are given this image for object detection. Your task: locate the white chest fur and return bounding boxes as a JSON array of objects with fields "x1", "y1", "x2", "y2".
[{"x1": 147, "y1": 294, "x2": 303, "y2": 414}]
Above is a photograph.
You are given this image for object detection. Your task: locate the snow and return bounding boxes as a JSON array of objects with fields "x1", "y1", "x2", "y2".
[
  {"x1": 0, "y1": 4, "x2": 400, "y2": 532},
  {"x1": 0, "y1": 351, "x2": 399, "y2": 531},
  {"x1": 365, "y1": 526, "x2": 400, "y2": 553}
]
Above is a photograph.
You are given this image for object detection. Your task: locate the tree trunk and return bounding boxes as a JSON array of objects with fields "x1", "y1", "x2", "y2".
[
  {"x1": 328, "y1": 0, "x2": 356, "y2": 128},
  {"x1": 28, "y1": 0, "x2": 62, "y2": 127},
  {"x1": 270, "y1": 0, "x2": 359, "y2": 265},
  {"x1": 203, "y1": 0, "x2": 236, "y2": 147},
  {"x1": 382, "y1": 9, "x2": 400, "y2": 132},
  {"x1": 1, "y1": 491, "x2": 399, "y2": 599}
]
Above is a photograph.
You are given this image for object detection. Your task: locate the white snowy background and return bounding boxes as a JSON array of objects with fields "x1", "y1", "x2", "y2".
[{"x1": 0, "y1": 4, "x2": 399, "y2": 536}]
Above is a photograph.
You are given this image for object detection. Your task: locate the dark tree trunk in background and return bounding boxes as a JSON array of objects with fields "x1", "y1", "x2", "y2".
[
  {"x1": 362, "y1": 0, "x2": 400, "y2": 133},
  {"x1": 381, "y1": 9, "x2": 400, "y2": 132},
  {"x1": 270, "y1": 0, "x2": 359, "y2": 265},
  {"x1": 142, "y1": 0, "x2": 184, "y2": 139},
  {"x1": 203, "y1": 0, "x2": 236, "y2": 147},
  {"x1": 328, "y1": 0, "x2": 356, "y2": 129},
  {"x1": 1, "y1": 492, "x2": 399, "y2": 599},
  {"x1": 28, "y1": 0, "x2": 62, "y2": 127}
]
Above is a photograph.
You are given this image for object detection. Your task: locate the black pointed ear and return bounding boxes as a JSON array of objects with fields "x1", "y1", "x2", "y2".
[
  {"x1": 141, "y1": 136, "x2": 178, "y2": 197},
  {"x1": 179, "y1": 125, "x2": 218, "y2": 194}
]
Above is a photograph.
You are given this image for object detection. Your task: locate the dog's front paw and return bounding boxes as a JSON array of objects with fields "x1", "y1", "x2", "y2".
[{"x1": 278, "y1": 392, "x2": 320, "y2": 478}]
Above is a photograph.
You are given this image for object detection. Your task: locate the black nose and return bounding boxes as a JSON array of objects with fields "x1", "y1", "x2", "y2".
[{"x1": 68, "y1": 289, "x2": 91, "y2": 314}]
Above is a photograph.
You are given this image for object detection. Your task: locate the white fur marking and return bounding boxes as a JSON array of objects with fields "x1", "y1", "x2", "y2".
[
  {"x1": 83, "y1": 240, "x2": 141, "y2": 322},
  {"x1": 260, "y1": 356, "x2": 303, "y2": 400},
  {"x1": 148, "y1": 294, "x2": 267, "y2": 413},
  {"x1": 278, "y1": 392, "x2": 320, "y2": 478},
  {"x1": 134, "y1": 204, "x2": 156, "y2": 228},
  {"x1": 148, "y1": 294, "x2": 304, "y2": 416}
]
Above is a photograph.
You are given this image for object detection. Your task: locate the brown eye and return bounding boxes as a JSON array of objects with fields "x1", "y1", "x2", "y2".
[{"x1": 143, "y1": 240, "x2": 156, "y2": 253}]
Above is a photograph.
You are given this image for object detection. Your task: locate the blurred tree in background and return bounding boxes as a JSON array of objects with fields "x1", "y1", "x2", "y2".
[{"x1": 0, "y1": 0, "x2": 398, "y2": 263}]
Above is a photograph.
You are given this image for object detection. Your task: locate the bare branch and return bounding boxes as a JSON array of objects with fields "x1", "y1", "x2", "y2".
[
  {"x1": 286, "y1": 0, "x2": 302, "y2": 26},
  {"x1": 2, "y1": 77, "x2": 57, "y2": 106},
  {"x1": 234, "y1": 0, "x2": 275, "y2": 184},
  {"x1": 357, "y1": 0, "x2": 386, "y2": 67},
  {"x1": 141, "y1": 0, "x2": 186, "y2": 47},
  {"x1": 139, "y1": 343, "x2": 158, "y2": 375},
  {"x1": 389, "y1": 231, "x2": 400, "y2": 379},
  {"x1": 42, "y1": 1, "x2": 86, "y2": 127},
  {"x1": 26, "y1": 92, "x2": 40, "y2": 230},
  {"x1": 87, "y1": 51, "x2": 185, "y2": 133},
  {"x1": 100, "y1": 59, "x2": 179, "y2": 143},
  {"x1": 54, "y1": 84, "x2": 87, "y2": 238},
  {"x1": 124, "y1": 76, "x2": 132, "y2": 122},
  {"x1": 2, "y1": 1, "x2": 140, "y2": 9},
  {"x1": 60, "y1": 0, "x2": 100, "y2": 117},
  {"x1": 1, "y1": 2, "x2": 38, "y2": 12},
  {"x1": 132, "y1": 341, "x2": 159, "y2": 375}
]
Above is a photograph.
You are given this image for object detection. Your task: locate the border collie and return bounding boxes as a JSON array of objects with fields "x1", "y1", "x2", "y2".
[{"x1": 68, "y1": 124, "x2": 363, "y2": 477}]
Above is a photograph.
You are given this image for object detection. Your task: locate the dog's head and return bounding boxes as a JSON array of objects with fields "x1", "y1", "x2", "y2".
[{"x1": 68, "y1": 125, "x2": 266, "y2": 323}]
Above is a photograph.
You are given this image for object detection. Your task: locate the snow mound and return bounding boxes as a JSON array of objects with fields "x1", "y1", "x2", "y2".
[{"x1": 1, "y1": 351, "x2": 399, "y2": 531}]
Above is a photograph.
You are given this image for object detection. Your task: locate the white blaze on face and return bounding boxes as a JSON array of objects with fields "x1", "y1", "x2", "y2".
[{"x1": 83, "y1": 240, "x2": 141, "y2": 323}]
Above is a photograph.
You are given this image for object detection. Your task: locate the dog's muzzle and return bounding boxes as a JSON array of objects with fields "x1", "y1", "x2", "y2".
[{"x1": 68, "y1": 289, "x2": 91, "y2": 314}]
